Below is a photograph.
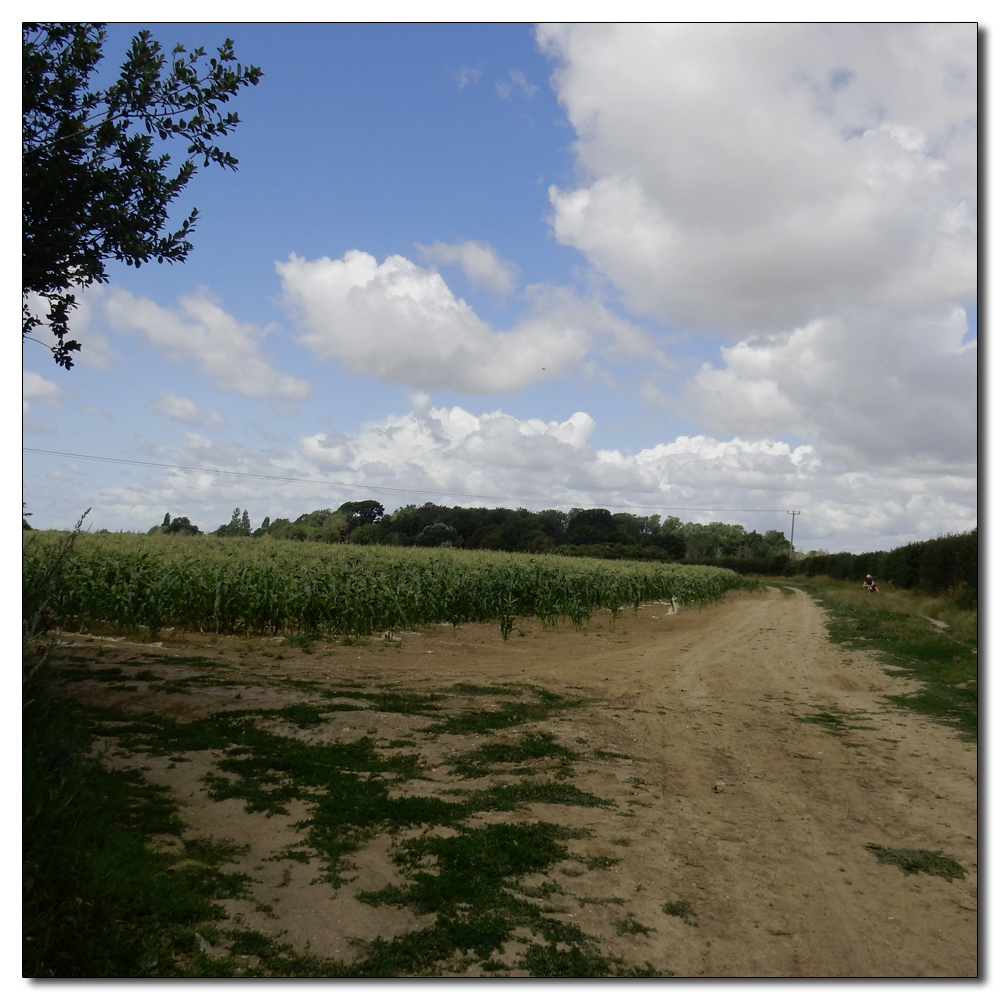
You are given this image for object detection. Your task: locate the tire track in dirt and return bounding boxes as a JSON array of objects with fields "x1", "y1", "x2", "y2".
[{"x1": 560, "y1": 586, "x2": 977, "y2": 976}]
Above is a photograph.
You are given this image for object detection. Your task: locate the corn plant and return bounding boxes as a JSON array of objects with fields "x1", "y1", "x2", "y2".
[{"x1": 23, "y1": 532, "x2": 757, "y2": 638}]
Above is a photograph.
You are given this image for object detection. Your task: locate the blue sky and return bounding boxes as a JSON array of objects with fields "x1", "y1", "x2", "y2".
[{"x1": 23, "y1": 22, "x2": 978, "y2": 552}]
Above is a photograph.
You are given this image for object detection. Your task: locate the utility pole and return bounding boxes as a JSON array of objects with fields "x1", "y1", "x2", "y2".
[{"x1": 786, "y1": 510, "x2": 801, "y2": 558}]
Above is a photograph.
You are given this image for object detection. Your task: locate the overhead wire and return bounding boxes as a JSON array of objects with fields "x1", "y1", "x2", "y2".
[
  {"x1": 23, "y1": 447, "x2": 790, "y2": 512},
  {"x1": 23, "y1": 446, "x2": 920, "y2": 536}
]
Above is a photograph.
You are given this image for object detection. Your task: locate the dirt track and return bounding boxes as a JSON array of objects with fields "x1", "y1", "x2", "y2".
[{"x1": 65, "y1": 585, "x2": 978, "y2": 977}]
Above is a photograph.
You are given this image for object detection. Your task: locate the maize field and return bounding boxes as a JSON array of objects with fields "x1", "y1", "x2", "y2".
[{"x1": 23, "y1": 531, "x2": 757, "y2": 638}]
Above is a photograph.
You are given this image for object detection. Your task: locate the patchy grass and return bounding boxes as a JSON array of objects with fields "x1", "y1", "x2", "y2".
[
  {"x1": 466, "y1": 781, "x2": 613, "y2": 812},
  {"x1": 790, "y1": 580, "x2": 977, "y2": 739},
  {"x1": 29, "y1": 647, "x2": 663, "y2": 977},
  {"x1": 141, "y1": 654, "x2": 234, "y2": 669},
  {"x1": 424, "y1": 689, "x2": 587, "y2": 735},
  {"x1": 447, "y1": 731, "x2": 581, "y2": 778},
  {"x1": 865, "y1": 844, "x2": 967, "y2": 882},
  {"x1": 662, "y1": 899, "x2": 698, "y2": 925},
  {"x1": 796, "y1": 704, "x2": 877, "y2": 736},
  {"x1": 90, "y1": 707, "x2": 478, "y2": 887},
  {"x1": 281, "y1": 633, "x2": 325, "y2": 653},
  {"x1": 354, "y1": 822, "x2": 656, "y2": 975},
  {"x1": 614, "y1": 915, "x2": 654, "y2": 936},
  {"x1": 23, "y1": 698, "x2": 255, "y2": 977},
  {"x1": 450, "y1": 682, "x2": 520, "y2": 697},
  {"x1": 322, "y1": 686, "x2": 444, "y2": 716},
  {"x1": 578, "y1": 854, "x2": 621, "y2": 870}
]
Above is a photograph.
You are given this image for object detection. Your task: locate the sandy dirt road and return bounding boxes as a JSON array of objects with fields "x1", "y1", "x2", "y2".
[{"x1": 64, "y1": 585, "x2": 978, "y2": 977}]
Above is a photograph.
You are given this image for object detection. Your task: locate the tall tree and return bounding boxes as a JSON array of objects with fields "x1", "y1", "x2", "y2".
[
  {"x1": 337, "y1": 500, "x2": 385, "y2": 525},
  {"x1": 23, "y1": 23, "x2": 261, "y2": 368}
]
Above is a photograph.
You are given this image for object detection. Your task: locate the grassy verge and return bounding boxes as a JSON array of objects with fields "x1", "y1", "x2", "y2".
[
  {"x1": 783, "y1": 577, "x2": 977, "y2": 739},
  {"x1": 23, "y1": 695, "x2": 252, "y2": 976}
]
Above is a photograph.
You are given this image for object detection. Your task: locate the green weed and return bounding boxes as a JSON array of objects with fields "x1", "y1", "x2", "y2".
[
  {"x1": 281, "y1": 633, "x2": 324, "y2": 653},
  {"x1": 661, "y1": 899, "x2": 697, "y2": 925},
  {"x1": 426, "y1": 690, "x2": 585, "y2": 735},
  {"x1": 322, "y1": 686, "x2": 443, "y2": 716},
  {"x1": 356, "y1": 822, "x2": 660, "y2": 977},
  {"x1": 614, "y1": 916, "x2": 654, "y2": 936},
  {"x1": 580, "y1": 854, "x2": 620, "y2": 870},
  {"x1": 795, "y1": 582, "x2": 977, "y2": 738},
  {"x1": 467, "y1": 781, "x2": 613, "y2": 812},
  {"x1": 796, "y1": 705, "x2": 877, "y2": 736},
  {"x1": 23, "y1": 701, "x2": 251, "y2": 977},
  {"x1": 865, "y1": 844, "x2": 967, "y2": 881},
  {"x1": 519, "y1": 881, "x2": 563, "y2": 899},
  {"x1": 448, "y1": 731, "x2": 581, "y2": 778},
  {"x1": 141, "y1": 654, "x2": 232, "y2": 669},
  {"x1": 450, "y1": 682, "x2": 521, "y2": 696},
  {"x1": 29, "y1": 644, "x2": 645, "y2": 976}
]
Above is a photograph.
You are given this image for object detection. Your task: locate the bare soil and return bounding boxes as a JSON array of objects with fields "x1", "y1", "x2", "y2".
[{"x1": 59, "y1": 586, "x2": 978, "y2": 977}]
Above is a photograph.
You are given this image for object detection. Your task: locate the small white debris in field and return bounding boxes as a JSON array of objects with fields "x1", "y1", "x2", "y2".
[{"x1": 714, "y1": 781, "x2": 727, "y2": 793}]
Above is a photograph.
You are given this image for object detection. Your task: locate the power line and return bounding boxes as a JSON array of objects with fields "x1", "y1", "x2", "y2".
[
  {"x1": 23, "y1": 447, "x2": 792, "y2": 513},
  {"x1": 796, "y1": 511, "x2": 917, "y2": 536},
  {"x1": 22, "y1": 446, "x2": 923, "y2": 535}
]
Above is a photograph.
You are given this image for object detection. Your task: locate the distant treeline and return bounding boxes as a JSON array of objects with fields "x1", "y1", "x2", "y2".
[
  {"x1": 147, "y1": 501, "x2": 791, "y2": 564},
  {"x1": 47, "y1": 502, "x2": 976, "y2": 602},
  {"x1": 792, "y1": 529, "x2": 978, "y2": 604},
  {"x1": 140, "y1": 504, "x2": 977, "y2": 603}
]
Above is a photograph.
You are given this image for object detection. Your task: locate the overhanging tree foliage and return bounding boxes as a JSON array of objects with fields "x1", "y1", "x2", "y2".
[{"x1": 23, "y1": 22, "x2": 262, "y2": 368}]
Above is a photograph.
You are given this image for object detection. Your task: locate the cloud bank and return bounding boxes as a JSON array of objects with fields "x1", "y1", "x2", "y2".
[
  {"x1": 278, "y1": 250, "x2": 655, "y2": 394},
  {"x1": 540, "y1": 23, "x2": 975, "y2": 333},
  {"x1": 538, "y1": 23, "x2": 977, "y2": 485},
  {"x1": 43, "y1": 399, "x2": 974, "y2": 551},
  {"x1": 686, "y1": 307, "x2": 976, "y2": 473}
]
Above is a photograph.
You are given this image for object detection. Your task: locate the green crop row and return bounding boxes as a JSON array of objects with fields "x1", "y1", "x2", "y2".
[{"x1": 24, "y1": 532, "x2": 757, "y2": 637}]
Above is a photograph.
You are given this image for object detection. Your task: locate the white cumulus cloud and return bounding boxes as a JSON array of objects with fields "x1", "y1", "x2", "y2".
[
  {"x1": 540, "y1": 22, "x2": 976, "y2": 333},
  {"x1": 150, "y1": 391, "x2": 227, "y2": 430},
  {"x1": 23, "y1": 370, "x2": 63, "y2": 434},
  {"x1": 300, "y1": 398, "x2": 653, "y2": 500},
  {"x1": 23, "y1": 371, "x2": 62, "y2": 408},
  {"x1": 104, "y1": 287, "x2": 311, "y2": 401},
  {"x1": 416, "y1": 239, "x2": 519, "y2": 298},
  {"x1": 685, "y1": 307, "x2": 976, "y2": 473},
  {"x1": 539, "y1": 23, "x2": 977, "y2": 485},
  {"x1": 278, "y1": 250, "x2": 656, "y2": 394},
  {"x1": 291, "y1": 401, "x2": 974, "y2": 546},
  {"x1": 23, "y1": 396, "x2": 975, "y2": 549}
]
